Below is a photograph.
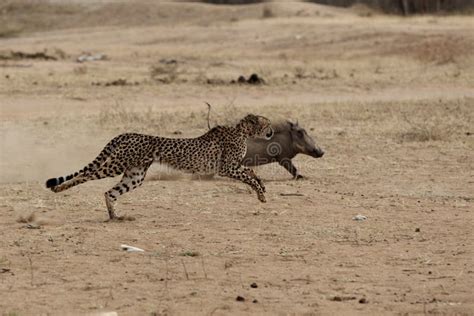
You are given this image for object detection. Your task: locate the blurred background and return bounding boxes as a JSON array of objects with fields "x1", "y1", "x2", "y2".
[
  {"x1": 205, "y1": 0, "x2": 474, "y2": 14},
  {"x1": 0, "y1": 0, "x2": 473, "y2": 180}
]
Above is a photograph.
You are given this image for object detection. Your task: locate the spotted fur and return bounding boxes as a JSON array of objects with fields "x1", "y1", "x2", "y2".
[{"x1": 46, "y1": 114, "x2": 273, "y2": 220}]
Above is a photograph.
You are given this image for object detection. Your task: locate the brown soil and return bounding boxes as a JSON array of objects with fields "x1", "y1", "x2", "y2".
[{"x1": 1, "y1": 1, "x2": 473, "y2": 315}]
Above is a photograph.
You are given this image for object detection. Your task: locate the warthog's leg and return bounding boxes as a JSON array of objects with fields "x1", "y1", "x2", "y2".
[
  {"x1": 279, "y1": 158, "x2": 303, "y2": 179},
  {"x1": 219, "y1": 165, "x2": 266, "y2": 202}
]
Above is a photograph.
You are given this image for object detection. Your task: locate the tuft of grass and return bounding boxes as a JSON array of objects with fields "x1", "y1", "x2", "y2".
[
  {"x1": 150, "y1": 62, "x2": 179, "y2": 84},
  {"x1": 261, "y1": 6, "x2": 274, "y2": 19},
  {"x1": 0, "y1": 24, "x2": 23, "y2": 38},
  {"x1": 73, "y1": 66, "x2": 87, "y2": 75},
  {"x1": 395, "y1": 99, "x2": 472, "y2": 143},
  {"x1": 180, "y1": 251, "x2": 200, "y2": 257},
  {"x1": 399, "y1": 111, "x2": 452, "y2": 143},
  {"x1": 0, "y1": 256, "x2": 11, "y2": 270},
  {"x1": 16, "y1": 212, "x2": 36, "y2": 223},
  {"x1": 400, "y1": 127, "x2": 442, "y2": 142}
]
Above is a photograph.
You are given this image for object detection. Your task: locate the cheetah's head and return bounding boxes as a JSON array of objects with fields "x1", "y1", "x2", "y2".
[{"x1": 239, "y1": 114, "x2": 273, "y2": 140}]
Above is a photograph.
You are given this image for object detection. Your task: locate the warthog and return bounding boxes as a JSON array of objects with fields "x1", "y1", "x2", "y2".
[
  {"x1": 242, "y1": 120, "x2": 324, "y2": 179},
  {"x1": 205, "y1": 104, "x2": 323, "y2": 179}
]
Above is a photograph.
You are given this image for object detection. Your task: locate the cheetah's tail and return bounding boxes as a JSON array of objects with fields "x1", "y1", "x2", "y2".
[
  {"x1": 45, "y1": 134, "x2": 124, "y2": 190},
  {"x1": 46, "y1": 173, "x2": 76, "y2": 189}
]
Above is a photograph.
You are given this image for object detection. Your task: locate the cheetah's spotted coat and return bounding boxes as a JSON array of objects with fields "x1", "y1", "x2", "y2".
[{"x1": 46, "y1": 114, "x2": 273, "y2": 220}]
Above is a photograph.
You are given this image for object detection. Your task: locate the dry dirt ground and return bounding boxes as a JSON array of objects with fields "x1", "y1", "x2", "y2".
[{"x1": 0, "y1": 1, "x2": 473, "y2": 315}]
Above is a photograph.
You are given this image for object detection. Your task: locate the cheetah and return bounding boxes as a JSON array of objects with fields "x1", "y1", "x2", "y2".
[{"x1": 45, "y1": 114, "x2": 273, "y2": 220}]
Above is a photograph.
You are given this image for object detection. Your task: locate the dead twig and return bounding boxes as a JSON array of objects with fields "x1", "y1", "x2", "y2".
[
  {"x1": 181, "y1": 258, "x2": 190, "y2": 280},
  {"x1": 201, "y1": 256, "x2": 208, "y2": 279},
  {"x1": 27, "y1": 254, "x2": 34, "y2": 286},
  {"x1": 205, "y1": 102, "x2": 212, "y2": 130}
]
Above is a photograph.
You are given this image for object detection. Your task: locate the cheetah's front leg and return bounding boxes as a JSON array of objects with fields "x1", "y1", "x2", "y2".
[
  {"x1": 219, "y1": 165, "x2": 266, "y2": 202},
  {"x1": 243, "y1": 168, "x2": 265, "y2": 193}
]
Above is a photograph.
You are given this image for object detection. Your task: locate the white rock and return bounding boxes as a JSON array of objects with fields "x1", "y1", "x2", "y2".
[
  {"x1": 120, "y1": 244, "x2": 145, "y2": 252},
  {"x1": 77, "y1": 53, "x2": 107, "y2": 63},
  {"x1": 352, "y1": 214, "x2": 367, "y2": 221}
]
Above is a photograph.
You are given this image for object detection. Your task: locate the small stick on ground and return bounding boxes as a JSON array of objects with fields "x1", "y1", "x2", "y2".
[
  {"x1": 201, "y1": 256, "x2": 208, "y2": 279},
  {"x1": 181, "y1": 258, "x2": 190, "y2": 280},
  {"x1": 27, "y1": 254, "x2": 34, "y2": 286}
]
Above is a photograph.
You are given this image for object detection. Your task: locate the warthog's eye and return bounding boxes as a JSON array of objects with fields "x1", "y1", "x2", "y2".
[
  {"x1": 264, "y1": 127, "x2": 274, "y2": 140},
  {"x1": 297, "y1": 130, "x2": 304, "y2": 138}
]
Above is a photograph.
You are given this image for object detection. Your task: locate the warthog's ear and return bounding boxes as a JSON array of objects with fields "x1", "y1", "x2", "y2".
[{"x1": 287, "y1": 119, "x2": 296, "y2": 129}]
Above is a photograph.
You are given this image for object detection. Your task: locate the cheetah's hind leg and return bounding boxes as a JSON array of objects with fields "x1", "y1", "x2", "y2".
[{"x1": 104, "y1": 164, "x2": 151, "y2": 221}]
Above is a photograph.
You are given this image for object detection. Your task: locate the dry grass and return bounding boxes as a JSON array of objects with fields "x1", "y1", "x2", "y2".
[
  {"x1": 15, "y1": 212, "x2": 36, "y2": 224},
  {"x1": 91, "y1": 97, "x2": 473, "y2": 147},
  {"x1": 0, "y1": 0, "x2": 82, "y2": 35},
  {"x1": 150, "y1": 63, "x2": 180, "y2": 84},
  {"x1": 96, "y1": 101, "x2": 211, "y2": 135},
  {"x1": 98, "y1": 102, "x2": 172, "y2": 134},
  {"x1": 0, "y1": 24, "x2": 23, "y2": 38},
  {"x1": 261, "y1": 5, "x2": 275, "y2": 18},
  {"x1": 385, "y1": 33, "x2": 474, "y2": 65},
  {"x1": 396, "y1": 98, "x2": 472, "y2": 142}
]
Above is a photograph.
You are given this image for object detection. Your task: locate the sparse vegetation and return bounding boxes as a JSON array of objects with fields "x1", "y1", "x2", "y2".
[
  {"x1": 261, "y1": 5, "x2": 274, "y2": 18},
  {"x1": 1, "y1": 1, "x2": 473, "y2": 315},
  {"x1": 0, "y1": 24, "x2": 23, "y2": 38},
  {"x1": 16, "y1": 212, "x2": 36, "y2": 224},
  {"x1": 397, "y1": 99, "x2": 471, "y2": 142},
  {"x1": 73, "y1": 66, "x2": 87, "y2": 75},
  {"x1": 98, "y1": 103, "x2": 167, "y2": 133},
  {"x1": 180, "y1": 251, "x2": 200, "y2": 257},
  {"x1": 96, "y1": 102, "x2": 211, "y2": 134},
  {"x1": 150, "y1": 62, "x2": 179, "y2": 84}
]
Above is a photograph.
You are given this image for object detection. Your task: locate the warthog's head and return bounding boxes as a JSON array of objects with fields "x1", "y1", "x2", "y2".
[
  {"x1": 239, "y1": 114, "x2": 274, "y2": 140},
  {"x1": 288, "y1": 121, "x2": 324, "y2": 158}
]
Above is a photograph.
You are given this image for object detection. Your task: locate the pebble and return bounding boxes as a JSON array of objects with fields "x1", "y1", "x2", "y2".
[{"x1": 353, "y1": 214, "x2": 367, "y2": 221}]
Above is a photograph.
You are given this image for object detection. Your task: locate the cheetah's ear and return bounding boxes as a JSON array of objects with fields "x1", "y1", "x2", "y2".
[{"x1": 245, "y1": 114, "x2": 259, "y2": 125}]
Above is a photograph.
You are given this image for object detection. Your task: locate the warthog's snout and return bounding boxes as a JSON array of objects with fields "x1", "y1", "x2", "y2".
[{"x1": 311, "y1": 148, "x2": 325, "y2": 158}]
